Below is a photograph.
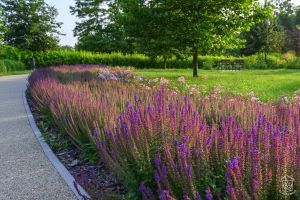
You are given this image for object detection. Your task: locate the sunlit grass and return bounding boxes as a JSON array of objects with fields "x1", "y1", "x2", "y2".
[
  {"x1": 0, "y1": 70, "x2": 32, "y2": 77},
  {"x1": 135, "y1": 69, "x2": 300, "y2": 102}
]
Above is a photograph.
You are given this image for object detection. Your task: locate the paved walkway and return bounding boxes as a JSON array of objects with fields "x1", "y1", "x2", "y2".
[{"x1": 0, "y1": 75, "x2": 76, "y2": 200}]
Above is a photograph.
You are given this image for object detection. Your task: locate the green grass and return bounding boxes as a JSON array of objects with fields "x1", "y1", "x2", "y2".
[
  {"x1": 135, "y1": 69, "x2": 300, "y2": 102},
  {"x1": 0, "y1": 70, "x2": 32, "y2": 76}
]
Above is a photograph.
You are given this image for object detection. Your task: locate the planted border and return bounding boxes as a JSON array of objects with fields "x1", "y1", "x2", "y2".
[{"x1": 28, "y1": 65, "x2": 300, "y2": 199}]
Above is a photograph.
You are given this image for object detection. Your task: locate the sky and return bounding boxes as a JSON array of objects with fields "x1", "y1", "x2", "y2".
[
  {"x1": 46, "y1": 0, "x2": 300, "y2": 47},
  {"x1": 45, "y1": 0, "x2": 77, "y2": 46}
]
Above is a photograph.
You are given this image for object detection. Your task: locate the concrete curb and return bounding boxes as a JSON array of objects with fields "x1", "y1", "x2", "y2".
[{"x1": 22, "y1": 90, "x2": 90, "y2": 200}]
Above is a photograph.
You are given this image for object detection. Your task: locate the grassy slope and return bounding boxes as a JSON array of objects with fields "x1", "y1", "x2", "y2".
[
  {"x1": 135, "y1": 69, "x2": 300, "y2": 102},
  {"x1": 0, "y1": 70, "x2": 32, "y2": 77}
]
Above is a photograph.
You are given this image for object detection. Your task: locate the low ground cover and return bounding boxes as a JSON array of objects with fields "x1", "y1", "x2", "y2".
[
  {"x1": 135, "y1": 69, "x2": 300, "y2": 102},
  {"x1": 28, "y1": 65, "x2": 300, "y2": 199}
]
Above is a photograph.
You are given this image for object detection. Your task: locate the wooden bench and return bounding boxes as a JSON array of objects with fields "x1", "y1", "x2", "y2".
[
  {"x1": 233, "y1": 59, "x2": 244, "y2": 71},
  {"x1": 218, "y1": 59, "x2": 232, "y2": 70},
  {"x1": 218, "y1": 59, "x2": 244, "y2": 71}
]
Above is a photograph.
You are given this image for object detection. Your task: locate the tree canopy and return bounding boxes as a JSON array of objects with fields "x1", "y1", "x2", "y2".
[
  {"x1": 71, "y1": 0, "x2": 133, "y2": 53},
  {"x1": 0, "y1": 0, "x2": 62, "y2": 51},
  {"x1": 0, "y1": 7, "x2": 6, "y2": 42},
  {"x1": 72, "y1": 0, "x2": 266, "y2": 76}
]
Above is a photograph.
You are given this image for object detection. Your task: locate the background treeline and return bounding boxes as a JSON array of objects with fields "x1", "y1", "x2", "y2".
[
  {"x1": 71, "y1": 0, "x2": 300, "y2": 57},
  {"x1": 1, "y1": 0, "x2": 300, "y2": 73},
  {"x1": 1, "y1": 45, "x2": 300, "y2": 69}
]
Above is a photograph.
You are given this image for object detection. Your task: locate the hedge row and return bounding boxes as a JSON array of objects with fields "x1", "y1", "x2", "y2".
[
  {"x1": 1, "y1": 45, "x2": 300, "y2": 69},
  {"x1": 0, "y1": 59, "x2": 27, "y2": 73}
]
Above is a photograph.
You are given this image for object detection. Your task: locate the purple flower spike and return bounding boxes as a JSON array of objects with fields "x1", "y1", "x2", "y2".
[
  {"x1": 195, "y1": 192, "x2": 202, "y2": 200},
  {"x1": 155, "y1": 171, "x2": 161, "y2": 183},
  {"x1": 205, "y1": 187, "x2": 213, "y2": 200},
  {"x1": 182, "y1": 135, "x2": 188, "y2": 143},
  {"x1": 174, "y1": 139, "x2": 178, "y2": 147},
  {"x1": 159, "y1": 190, "x2": 172, "y2": 200},
  {"x1": 155, "y1": 154, "x2": 161, "y2": 167},
  {"x1": 162, "y1": 165, "x2": 167, "y2": 177},
  {"x1": 184, "y1": 195, "x2": 191, "y2": 200}
]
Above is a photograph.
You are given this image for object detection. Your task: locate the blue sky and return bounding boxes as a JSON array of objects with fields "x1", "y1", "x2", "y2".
[
  {"x1": 46, "y1": 0, "x2": 300, "y2": 47},
  {"x1": 45, "y1": 0, "x2": 77, "y2": 46}
]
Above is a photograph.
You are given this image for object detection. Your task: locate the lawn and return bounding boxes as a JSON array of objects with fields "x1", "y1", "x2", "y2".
[
  {"x1": 0, "y1": 70, "x2": 32, "y2": 77},
  {"x1": 135, "y1": 69, "x2": 300, "y2": 102}
]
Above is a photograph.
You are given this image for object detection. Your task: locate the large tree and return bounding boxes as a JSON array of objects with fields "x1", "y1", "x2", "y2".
[
  {"x1": 241, "y1": 2, "x2": 284, "y2": 56},
  {"x1": 118, "y1": 0, "x2": 264, "y2": 77},
  {"x1": 71, "y1": 0, "x2": 266, "y2": 76},
  {"x1": 0, "y1": 0, "x2": 62, "y2": 51},
  {"x1": 71, "y1": 0, "x2": 133, "y2": 53},
  {"x1": 117, "y1": 1, "x2": 180, "y2": 68}
]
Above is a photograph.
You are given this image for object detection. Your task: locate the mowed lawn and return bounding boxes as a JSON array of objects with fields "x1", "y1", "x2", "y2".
[
  {"x1": 135, "y1": 69, "x2": 300, "y2": 102},
  {"x1": 0, "y1": 70, "x2": 32, "y2": 77}
]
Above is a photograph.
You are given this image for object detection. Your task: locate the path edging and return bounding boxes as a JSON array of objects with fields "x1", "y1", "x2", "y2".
[{"x1": 23, "y1": 90, "x2": 90, "y2": 200}]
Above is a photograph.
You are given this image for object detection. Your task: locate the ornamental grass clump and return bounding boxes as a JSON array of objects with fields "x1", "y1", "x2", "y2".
[{"x1": 28, "y1": 65, "x2": 300, "y2": 200}]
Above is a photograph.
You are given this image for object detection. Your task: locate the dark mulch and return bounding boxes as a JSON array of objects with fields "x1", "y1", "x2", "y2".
[{"x1": 27, "y1": 93, "x2": 127, "y2": 200}]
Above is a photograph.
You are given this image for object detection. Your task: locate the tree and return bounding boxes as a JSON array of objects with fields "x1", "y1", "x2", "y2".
[
  {"x1": 60, "y1": 45, "x2": 75, "y2": 51},
  {"x1": 240, "y1": 4, "x2": 284, "y2": 57},
  {"x1": 0, "y1": 0, "x2": 62, "y2": 51},
  {"x1": 71, "y1": 0, "x2": 133, "y2": 53},
  {"x1": 0, "y1": 7, "x2": 6, "y2": 42},
  {"x1": 118, "y1": 0, "x2": 264, "y2": 77},
  {"x1": 117, "y1": 1, "x2": 180, "y2": 68},
  {"x1": 75, "y1": 23, "x2": 133, "y2": 53}
]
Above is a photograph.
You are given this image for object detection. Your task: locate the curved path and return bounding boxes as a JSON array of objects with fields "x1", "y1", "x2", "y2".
[{"x1": 0, "y1": 75, "x2": 76, "y2": 200}]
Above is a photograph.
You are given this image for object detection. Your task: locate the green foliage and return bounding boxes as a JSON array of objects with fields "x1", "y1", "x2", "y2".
[
  {"x1": 38, "y1": 120, "x2": 72, "y2": 151},
  {"x1": 21, "y1": 50, "x2": 300, "y2": 69},
  {"x1": 0, "y1": 59, "x2": 6, "y2": 72},
  {"x1": 2, "y1": 45, "x2": 300, "y2": 70},
  {"x1": 71, "y1": 0, "x2": 133, "y2": 53},
  {"x1": 0, "y1": 7, "x2": 6, "y2": 42},
  {"x1": 71, "y1": 0, "x2": 268, "y2": 76},
  {"x1": 0, "y1": 0, "x2": 62, "y2": 51},
  {"x1": 2, "y1": 48, "x2": 300, "y2": 70},
  {"x1": 0, "y1": 58, "x2": 27, "y2": 73},
  {"x1": 0, "y1": 45, "x2": 33, "y2": 65}
]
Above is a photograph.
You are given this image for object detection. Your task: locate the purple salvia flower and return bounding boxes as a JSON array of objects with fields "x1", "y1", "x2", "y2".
[
  {"x1": 184, "y1": 195, "x2": 191, "y2": 200},
  {"x1": 181, "y1": 135, "x2": 188, "y2": 143},
  {"x1": 159, "y1": 190, "x2": 172, "y2": 200},
  {"x1": 139, "y1": 182, "x2": 154, "y2": 199},
  {"x1": 93, "y1": 129, "x2": 99, "y2": 138},
  {"x1": 155, "y1": 171, "x2": 161, "y2": 183},
  {"x1": 180, "y1": 143, "x2": 186, "y2": 152},
  {"x1": 154, "y1": 154, "x2": 161, "y2": 167},
  {"x1": 174, "y1": 162, "x2": 178, "y2": 171},
  {"x1": 206, "y1": 136, "x2": 212, "y2": 148},
  {"x1": 195, "y1": 192, "x2": 202, "y2": 200},
  {"x1": 174, "y1": 139, "x2": 178, "y2": 147},
  {"x1": 205, "y1": 187, "x2": 213, "y2": 200},
  {"x1": 162, "y1": 165, "x2": 167, "y2": 177}
]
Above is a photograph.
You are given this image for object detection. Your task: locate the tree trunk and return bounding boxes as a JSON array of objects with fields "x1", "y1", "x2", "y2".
[
  {"x1": 193, "y1": 49, "x2": 198, "y2": 77},
  {"x1": 264, "y1": 49, "x2": 267, "y2": 63},
  {"x1": 163, "y1": 56, "x2": 167, "y2": 69}
]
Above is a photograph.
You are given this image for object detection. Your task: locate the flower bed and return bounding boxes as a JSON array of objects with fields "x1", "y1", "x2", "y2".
[{"x1": 28, "y1": 65, "x2": 300, "y2": 199}]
